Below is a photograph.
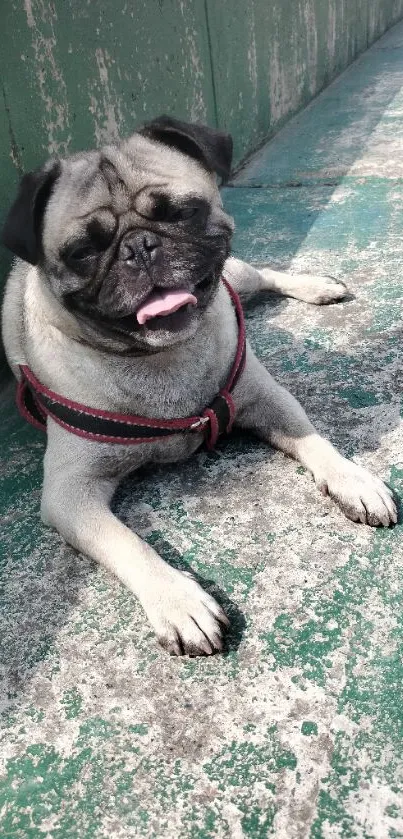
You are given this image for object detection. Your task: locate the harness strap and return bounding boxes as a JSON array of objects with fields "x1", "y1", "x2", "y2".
[{"x1": 16, "y1": 278, "x2": 246, "y2": 449}]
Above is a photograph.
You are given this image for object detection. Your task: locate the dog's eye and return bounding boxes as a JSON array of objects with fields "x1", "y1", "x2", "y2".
[
  {"x1": 70, "y1": 244, "x2": 98, "y2": 261},
  {"x1": 149, "y1": 193, "x2": 207, "y2": 224},
  {"x1": 168, "y1": 206, "x2": 199, "y2": 222},
  {"x1": 61, "y1": 241, "x2": 102, "y2": 275}
]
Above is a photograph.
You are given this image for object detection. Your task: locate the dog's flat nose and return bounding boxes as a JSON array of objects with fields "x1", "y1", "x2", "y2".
[
  {"x1": 119, "y1": 231, "x2": 162, "y2": 265},
  {"x1": 143, "y1": 232, "x2": 160, "y2": 254}
]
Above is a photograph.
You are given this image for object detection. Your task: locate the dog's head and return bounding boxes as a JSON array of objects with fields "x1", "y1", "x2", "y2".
[{"x1": 3, "y1": 116, "x2": 234, "y2": 351}]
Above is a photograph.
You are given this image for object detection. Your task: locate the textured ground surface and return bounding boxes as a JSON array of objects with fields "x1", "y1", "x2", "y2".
[{"x1": 1, "y1": 22, "x2": 403, "y2": 839}]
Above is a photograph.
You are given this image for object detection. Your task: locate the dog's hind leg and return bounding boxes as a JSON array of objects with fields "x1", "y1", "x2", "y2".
[{"x1": 223, "y1": 256, "x2": 348, "y2": 305}]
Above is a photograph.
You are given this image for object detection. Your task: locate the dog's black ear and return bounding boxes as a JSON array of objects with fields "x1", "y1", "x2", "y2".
[
  {"x1": 139, "y1": 115, "x2": 233, "y2": 182},
  {"x1": 2, "y1": 160, "x2": 61, "y2": 264}
]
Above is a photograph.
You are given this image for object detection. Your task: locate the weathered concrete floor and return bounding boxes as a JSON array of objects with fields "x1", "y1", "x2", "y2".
[{"x1": 1, "y1": 22, "x2": 403, "y2": 839}]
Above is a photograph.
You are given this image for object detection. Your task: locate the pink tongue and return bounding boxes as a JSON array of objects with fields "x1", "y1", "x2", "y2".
[{"x1": 136, "y1": 289, "x2": 197, "y2": 325}]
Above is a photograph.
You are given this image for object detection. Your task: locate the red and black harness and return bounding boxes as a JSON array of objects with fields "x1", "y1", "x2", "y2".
[{"x1": 17, "y1": 279, "x2": 246, "y2": 450}]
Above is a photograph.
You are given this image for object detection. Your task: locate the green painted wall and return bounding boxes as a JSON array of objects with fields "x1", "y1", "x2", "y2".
[{"x1": 0, "y1": 0, "x2": 403, "y2": 289}]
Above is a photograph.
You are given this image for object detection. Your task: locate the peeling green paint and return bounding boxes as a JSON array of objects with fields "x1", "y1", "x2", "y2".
[
  {"x1": 202, "y1": 728, "x2": 297, "y2": 836},
  {"x1": 301, "y1": 721, "x2": 318, "y2": 735},
  {"x1": 60, "y1": 688, "x2": 83, "y2": 720}
]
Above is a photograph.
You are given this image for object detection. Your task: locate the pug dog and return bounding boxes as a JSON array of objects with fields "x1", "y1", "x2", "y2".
[{"x1": 2, "y1": 116, "x2": 397, "y2": 656}]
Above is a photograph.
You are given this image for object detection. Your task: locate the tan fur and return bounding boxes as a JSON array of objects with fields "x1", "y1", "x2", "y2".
[{"x1": 2, "y1": 134, "x2": 397, "y2": 656}]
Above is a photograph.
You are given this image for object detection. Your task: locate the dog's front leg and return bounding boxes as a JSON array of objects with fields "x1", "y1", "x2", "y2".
[
  {"x1": 234, "y1": 348, "x2": 397, "y2": 526},
  {"x1": 41, "y1": 435, "x2": 228, "y2": 656}
]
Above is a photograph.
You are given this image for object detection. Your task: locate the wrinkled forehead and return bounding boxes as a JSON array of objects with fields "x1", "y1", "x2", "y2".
[
  {"x1": 120, "y1": 133, "x2": 217, "y2": 200},
  {"x1": 45, "y1": 134, "x2": 218, "y2": 238}
]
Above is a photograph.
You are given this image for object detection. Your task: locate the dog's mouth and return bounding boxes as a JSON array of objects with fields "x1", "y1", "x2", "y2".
[
  {"x1": 136, "y1": 288, "x2": 198, "y2": 325},
  {"x1": 129, "y1": 272, "x2": 215, "y2": 333},
  {"x1": 67, "y1": 271, "x2": 217, "y2": 345}
]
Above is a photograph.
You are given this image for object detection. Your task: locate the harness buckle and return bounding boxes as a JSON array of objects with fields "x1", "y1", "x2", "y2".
[{"x1": 189, "y1": 416, "x2": 210, "y2": 431}]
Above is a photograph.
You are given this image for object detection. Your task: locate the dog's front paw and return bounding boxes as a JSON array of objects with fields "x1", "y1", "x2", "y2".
[
  {"x1": 142, "y1": 569, "x2": 229, "y2": 656},
  {"x1": 316, "y1": 461, "x2": 397, "y2": 526},
  {"x1": 293, "y1": 274, "x2": 349, "y2": 305}
]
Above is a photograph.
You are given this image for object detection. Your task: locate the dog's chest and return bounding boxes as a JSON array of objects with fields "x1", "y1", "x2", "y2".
[
  {"x1": 116, "y1": 346, "x2": 232, "y2": 419},
  {"x1": 27, "y1": 284, "x2": 238, "y2": 419},
  {"x1": 24, "y1": 280, "x2": 239, "y2": 469}
]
